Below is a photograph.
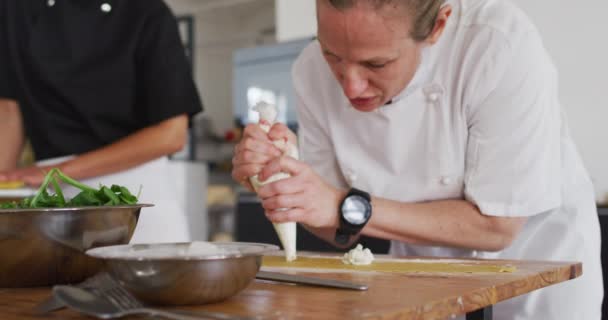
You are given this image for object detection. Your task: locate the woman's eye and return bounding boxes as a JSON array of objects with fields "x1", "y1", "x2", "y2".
[
  {"x1": 365, "y1": 62, "x2": 387, "y2": 69},
  {"x1": 323, "y1": 52, "x2": 341, "y2": 62}
]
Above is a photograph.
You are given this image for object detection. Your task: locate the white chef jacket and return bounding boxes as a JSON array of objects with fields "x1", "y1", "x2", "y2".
[
  {"x1": 292, "y1": 0, "x2": 603, "y2": 319},
  {"x1": 38, "y1": 156, "x2": 191, "y2": 244}
]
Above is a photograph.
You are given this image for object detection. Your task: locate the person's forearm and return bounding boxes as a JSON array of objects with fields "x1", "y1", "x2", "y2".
[
  {"x1": 304, "y1": 197, "x2": 525, "y2": 252},
  {"x1": 363, "y1": 198, "x2": 526, "y2": 252},
  {"x1": 57, "y1": 115, "x2": 189, "y2": 180},
  {"x1": 0, "y1": 99, "x2": 24, "y2": 171}
]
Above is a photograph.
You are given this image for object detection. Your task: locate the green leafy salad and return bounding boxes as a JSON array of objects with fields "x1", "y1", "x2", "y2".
[{"x1": 0, "y1": 168, "x2": 139, "y2": 209}]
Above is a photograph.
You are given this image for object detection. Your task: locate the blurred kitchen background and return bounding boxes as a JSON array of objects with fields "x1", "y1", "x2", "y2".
[
  {"x1": 15, "y1": 0, "x2": 607, "y2": 247},
  {"x1": 162, "y1": 0, "x2": 314, "y2": 247}
]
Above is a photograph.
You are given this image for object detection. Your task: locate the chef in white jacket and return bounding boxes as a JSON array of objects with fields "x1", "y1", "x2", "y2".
[{"x1": 232, "y1": 0, "x2": 603, "y2": 318}]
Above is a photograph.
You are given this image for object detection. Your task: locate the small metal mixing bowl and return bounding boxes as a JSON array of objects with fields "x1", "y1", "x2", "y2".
[
  {"x1": 0, "y1": 204, "x2": 149, "y2": 287},
  {"x1": 86, "y1": 242, "x2": 279, "y2": 305}
]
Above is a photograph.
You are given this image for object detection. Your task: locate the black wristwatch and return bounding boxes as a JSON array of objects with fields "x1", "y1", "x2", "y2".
[{"x1": 335, "y1": 188, "x2": 372, "y2": 245}]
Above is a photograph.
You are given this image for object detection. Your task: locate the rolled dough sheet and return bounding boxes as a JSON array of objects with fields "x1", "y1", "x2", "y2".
[{"x1": 262, "y1": 255, "x2": 517, "y2": 274}]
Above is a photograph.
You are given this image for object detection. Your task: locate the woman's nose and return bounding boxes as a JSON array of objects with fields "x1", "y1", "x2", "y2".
[{"x1": 340, "y1": 68, "x2": 368, "y2": 98}]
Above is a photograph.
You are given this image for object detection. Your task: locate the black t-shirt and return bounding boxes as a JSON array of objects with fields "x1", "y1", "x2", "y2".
[{"x1": 0, "y1": 0, "x2": 203, "y2": 160}]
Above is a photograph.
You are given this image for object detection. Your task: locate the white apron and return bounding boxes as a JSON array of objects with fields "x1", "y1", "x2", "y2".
[{"x1": 37, "y1": 156, "x2": 191, "y2": 244}]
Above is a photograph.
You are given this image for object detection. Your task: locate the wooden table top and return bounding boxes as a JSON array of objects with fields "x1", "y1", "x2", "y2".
[{"x1": 0, "y1": 255, "x2": 581, "y2": 320}]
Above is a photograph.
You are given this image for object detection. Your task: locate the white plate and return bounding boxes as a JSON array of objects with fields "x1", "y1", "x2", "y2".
[{"x1": 0, "y1": 188, "x2": 36, "y2": 199}]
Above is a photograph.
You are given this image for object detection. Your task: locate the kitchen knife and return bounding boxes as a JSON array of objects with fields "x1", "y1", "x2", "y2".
[
  {"x1": 256, "y1": 271, "x2": 368, "y2": 291},
  {"x1": 32, "y1": 296, "x2": 64, "y2": 315}
]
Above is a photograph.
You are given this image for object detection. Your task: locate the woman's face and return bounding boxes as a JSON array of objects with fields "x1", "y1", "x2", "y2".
[{"x1": 317, "y1": 1, "x2": 426, "y2": 112}]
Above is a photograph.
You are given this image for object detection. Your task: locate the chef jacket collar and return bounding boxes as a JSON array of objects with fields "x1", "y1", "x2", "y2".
[{"x1": 384, "y1": 45, "x2": 433, "y2": 106}]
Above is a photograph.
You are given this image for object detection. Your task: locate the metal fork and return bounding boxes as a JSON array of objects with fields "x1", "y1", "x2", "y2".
[
  {"x1": 90, "y1": 274, "x2": 144, "y2": 309},
  {"x1": 33, "y1": 272, "x2": 111, "y2": 314},
  {"x1": 81, "y1": 274, "x2": 256, "y2": 320}
]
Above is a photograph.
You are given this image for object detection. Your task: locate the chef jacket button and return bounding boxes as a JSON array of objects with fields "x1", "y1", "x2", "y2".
[
  {"x1": 101, "y1": 3, "x2": 112, "y2": 13},
  {"x1": 348, "y1": 173, "x2": 358, "y2": 183},
  {"x1": 423, "y1": 84, "x2": 444, "y2": 105},
  {"x1": 47, "y1": 0, "x2": 56, "y2": 7},
  {"x1": 441, "y1": 176, "x2": 453, "y2": 185}
]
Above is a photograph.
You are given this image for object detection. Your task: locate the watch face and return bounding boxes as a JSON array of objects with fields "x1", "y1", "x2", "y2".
[{"x1": 342, "y1": 194, "x2": 371, "y2": 225}]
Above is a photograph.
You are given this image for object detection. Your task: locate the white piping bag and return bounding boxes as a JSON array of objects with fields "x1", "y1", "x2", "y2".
[{"x1": 249, "y1": 101, "x2": 298, "y2": 261}]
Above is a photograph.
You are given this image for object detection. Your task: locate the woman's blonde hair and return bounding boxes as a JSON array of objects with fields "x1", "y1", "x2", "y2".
[{"x1": 326, "y1": 0, "x2": 446, "y2": 41}]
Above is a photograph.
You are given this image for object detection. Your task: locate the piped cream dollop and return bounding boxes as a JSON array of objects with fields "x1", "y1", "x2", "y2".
[{"x1": 342, "y1": 244, "x2": 375, "y2": 265}]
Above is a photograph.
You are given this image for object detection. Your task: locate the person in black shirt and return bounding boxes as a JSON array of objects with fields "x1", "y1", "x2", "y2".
[{"x1": 0, "y1": 0, "x2": 203, "y2": 243}]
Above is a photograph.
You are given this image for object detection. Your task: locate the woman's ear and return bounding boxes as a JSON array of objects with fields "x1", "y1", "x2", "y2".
[{"x1": 425, "y1": 4, "x2": 452, "y2": 45}]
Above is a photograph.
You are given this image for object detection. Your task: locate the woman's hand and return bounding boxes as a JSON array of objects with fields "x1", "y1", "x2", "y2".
[
  {"x1": 231, "y1": 123, "x2": 286, "y2": 190},
  {"x1": 255, "y1": 155, "x2": 345, "y2": 230},
  {"x1": 0, "y1": 165, "x2": 55, "y2": 187}
]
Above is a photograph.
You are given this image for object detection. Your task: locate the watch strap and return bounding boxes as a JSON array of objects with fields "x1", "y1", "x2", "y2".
[{"x1": 335, "y1": 188, "x2": 372, "y2": 245}]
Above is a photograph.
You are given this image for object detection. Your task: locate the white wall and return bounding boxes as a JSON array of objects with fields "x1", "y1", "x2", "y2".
[
  {"x1": 273, "y1": 0, "x2": 608, "y2": 202},
  {"x1": 275, "y1": 0, "x2": 317, "y2": 42},
  {"x1": 166, "y1": 0, "x2": 276, "y2": 135}
]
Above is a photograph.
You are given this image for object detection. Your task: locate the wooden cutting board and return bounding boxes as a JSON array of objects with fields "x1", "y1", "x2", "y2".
[
  {"x1": 0, "y1": 181, "x2": 25, "y2": 190},
  {"x1": 262, "y1": 255, "x2": 517, "y2": 274}
]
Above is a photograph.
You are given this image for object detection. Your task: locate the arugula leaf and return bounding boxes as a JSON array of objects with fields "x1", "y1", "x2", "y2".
[
  {"x1": 51, "y1": 176, "x2": 66, "y2": 207},
  {"x1": 30, "y1": 168, "x2": 60, "y2": 208},
  {"x1": 68, "y1": 190, "x2": 104, "y2": 206},
  {"x1": 1, "y1": 169, "x2": 139, "y2": 209},
  {"x1": 0, "y1": 202, "x2": 19, "y2": 209},
  {"x1": 55, "y1": 170, "x2": 97, "y2": 193},
  {"x1": 111, "y1": 185, "x2": 138, "y2": 205},
  {"x1": 101, "y1": 186, "x2": 121, "y2": 206}
]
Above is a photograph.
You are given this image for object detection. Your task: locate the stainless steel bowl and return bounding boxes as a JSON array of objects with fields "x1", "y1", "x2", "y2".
[
  {"x1": 86, "y1": 242, "x2": 279, "y2": 306},
  {"x1": 0, "y1": 204, "x2": 150, "y2": 287}
]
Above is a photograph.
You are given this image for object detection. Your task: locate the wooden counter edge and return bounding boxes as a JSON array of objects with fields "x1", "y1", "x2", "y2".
[{"x1": 360, "y1": 262, "x2": 582, "y2": 320}]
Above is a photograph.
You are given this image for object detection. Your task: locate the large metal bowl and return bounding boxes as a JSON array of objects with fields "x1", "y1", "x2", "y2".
[
  {"x1": 86, "y1": 242, "x2": 279, "y2": 305},
  {"x1": 0, "y1": 204, "x2": 149, "y2": 287}
]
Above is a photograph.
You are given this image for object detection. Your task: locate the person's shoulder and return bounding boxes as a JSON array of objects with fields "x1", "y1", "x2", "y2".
[
  {"x1": 293, "y1": 41, "x2": 323, "y2": 76},
  {"x1": 447, "y1": 0, "x2": 544, "y2": 74},
  {"x1": 450, "y1": 1, "x2": 555, "y2": 119},
  {"x1": 459, "y1": 0, "x2": 537, "y2": 41},
  {"x1": 292, "y1": 40, "x2": 332, "y2": 89},
  {"x1": 292, "y1": 40, "x2": 343, "y2": 113}
]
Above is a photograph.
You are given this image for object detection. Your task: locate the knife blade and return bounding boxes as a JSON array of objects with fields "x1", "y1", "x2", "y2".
[
  {"x1": 32, "y1": 295, "x2": 64, "y2": 314},
  {"x1": 256, "y1": 271, "x2": 368, "y2": 291}
]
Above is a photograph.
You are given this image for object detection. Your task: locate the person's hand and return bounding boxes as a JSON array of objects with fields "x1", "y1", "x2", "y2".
[
  {"x1": 256, "y1": 156, "x2": 345, "y2": 229},
  {"x1": 267, "y1": 122, "x2": 298, "y2": 148},
  {"x1": 0, "y1": 166, "x2": 54, "y2": 187},
  {"x1": 231, "y1": 123, "x2": 286, "y2": 191}
]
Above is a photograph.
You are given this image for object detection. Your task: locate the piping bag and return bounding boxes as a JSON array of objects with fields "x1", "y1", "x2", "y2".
[{"x1": 249, "y1": 101, "x2": 298, "y2": 261}]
